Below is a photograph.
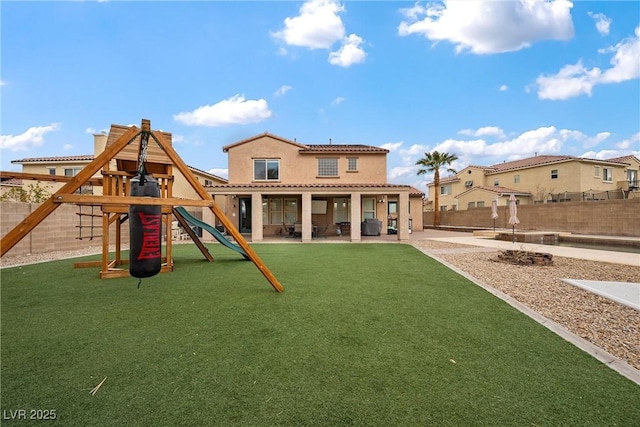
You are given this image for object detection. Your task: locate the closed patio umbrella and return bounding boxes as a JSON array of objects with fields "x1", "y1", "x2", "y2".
[
  {"x1": 508, "y1": 194, "x2": 520, "y2": 242},
  {"x1": 491, "y1": 198, "x2": 498, "y2": 231}
]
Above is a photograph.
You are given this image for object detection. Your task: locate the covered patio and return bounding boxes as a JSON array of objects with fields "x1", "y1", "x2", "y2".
[{"x1": 205, "y1": 184, "x2": 423, "y2": 243}]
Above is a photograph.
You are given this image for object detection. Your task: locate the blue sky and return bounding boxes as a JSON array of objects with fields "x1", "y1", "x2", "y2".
[{"x1": 1, "y1": 0, "x2": 639, "y2": 193}]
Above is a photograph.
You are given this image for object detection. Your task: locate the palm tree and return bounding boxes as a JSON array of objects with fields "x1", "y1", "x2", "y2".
[{"x1": 416, "y1": 150, "x2": 458, "y2": 227}]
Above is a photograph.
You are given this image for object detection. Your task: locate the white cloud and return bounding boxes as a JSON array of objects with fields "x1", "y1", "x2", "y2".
[
  {"x1": 0, "y1": 80, "x2": 6, "y2": 86},
  {"x1": 0, "y1": 123, "x2": 60, "y2": 151},
  {"x1": 398, "y1": 0, "x2": 574, "y2": 54},
  {"x1": 274, "y1": 85, "x2": 292, "y2": 96},
  {"x1": 499, "y1": 84, "x2": 508, "y2": 91},
  {"x1": 459, "y1": 126, "x2": 506, "y2": 139},
  {"x1": 331, "y1": 96, "x2": 345, "y2": 105},
  {"x1": 85, "y1": 127, "x2": 107, "y2": 134},
  {"x1": 63, "y1": 144, "x2": 73, "y2": 151},
  {"x1": 272, "y1": 0, "x2": 345, "y2": 49},
  {"x1": 615, "y1": 132, "x2": 640, "y2": 150},
  {"x1": 583, "y1": 131, "x2": 611, "y2": 148},
  {"x1": 172, "y1": 134, "x2": 185, "y2": 144},
  {"x1": 388, "y1": 165, "x2": 417, "y2": 181},
  {"x1": 536, "y1": 26, "x2": 640, "y2": 100},
  {"x1": 581, "y1": 149, "x2": 626, "y2": 160},
  {"x1": 273, "y1": 0, "x2": 366, "y2": 67},
  {"x1": 400, "y1": 126, "x2": 616, "y2": 173},
  {"x1": 600, "y1": 27, "x2": 640, "y2": 83},
  {"x1": 208, "y1": 168, "x2": 228, "y2": 179},
  {"x1": 328, "y1": 34, "x2": 367, "y2": 67},
  {"x1": 173, "y1": 95, "x2": 272, "y2": 127},
  {"x1": 588, "y1": 11, "x2": 612, "y2": 36},
  {"x1": 380, "y1": 141, "x2": 403, "y2": 152}
]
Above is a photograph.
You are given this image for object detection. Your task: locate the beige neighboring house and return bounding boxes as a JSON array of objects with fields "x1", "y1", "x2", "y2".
[
  {"x1": 427, "y1": 154, "x2": 640, "y2": 211},
  {"x1": 205, "y1": 132, "x2": 424, "y2": 242},
  {"x1": 9, "y1": 132, "x2": 228, "y2": 200}
]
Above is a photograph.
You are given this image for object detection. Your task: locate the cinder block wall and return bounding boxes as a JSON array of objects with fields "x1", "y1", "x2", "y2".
[
  {"x1": 1, "y1": 202, "x2": 131, "y2": 258},
  {"x1": 423, "y1": 198, "x2": 640, "y2": 237}
]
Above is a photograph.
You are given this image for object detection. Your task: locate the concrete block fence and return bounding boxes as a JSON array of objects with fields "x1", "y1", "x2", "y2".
[
  {"x1": 423, "y1": 198, "x2": 640, "y2": 237},
  {"x1": 1, "y1": 201, "x2": 131, "y2": 259}
]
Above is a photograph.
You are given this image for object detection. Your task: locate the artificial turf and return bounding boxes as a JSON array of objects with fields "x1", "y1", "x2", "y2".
[{"x1": 1, "y1": 243, "x2": 639, "y2": 426}]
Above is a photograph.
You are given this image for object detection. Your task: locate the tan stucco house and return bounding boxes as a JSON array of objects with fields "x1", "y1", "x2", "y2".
[
  {"x1": 427, "y1": 154, "x2": 640, "y2": 211},
  {"x1": 203, "y1": 132, "x2": 424, "y2": 242},
  {"x1": 6, "y1": 130, "x2": 424, "y2": 242}
]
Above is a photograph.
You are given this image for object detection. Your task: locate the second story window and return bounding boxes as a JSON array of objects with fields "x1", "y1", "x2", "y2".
[
  {"x1": 551, "y1": 169, "x2": 558, "y2": 179},
  {"x1": 48, "y1": 168, "x2": 56, "y2": 175},
  {"x1": 64, "y1": 167, "x2": 82, "y2": 176},
  {"x1": 603, "y1": 167, "x2": 613, "y2": 182},
  {"x1": 440, "y1": 184, "x2": 451, "y2": 195},
  {"x1": 318, "y1": 158, "x2": 338, "y2": 177},
  {"x1": 594, "y1": 166, "x2": 600, "y2": 177},
  {"x1": 254, "y1": 159, "x2": 279, "y2": 181},
  {"x1": 347, "y1": 157, "x2": 358, "y2": 172},
  {"x1": 513, "y1": 175, "x2": 520, "y2": 184}
]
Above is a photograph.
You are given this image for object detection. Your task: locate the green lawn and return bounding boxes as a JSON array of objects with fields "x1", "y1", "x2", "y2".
[{"x1": 1, "y1": 243, "x2": 639, "y2": 426}]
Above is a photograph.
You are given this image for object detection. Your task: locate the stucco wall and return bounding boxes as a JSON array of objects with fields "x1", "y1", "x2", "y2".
[
  {"x1": 422, "y1": 198, "x2": 640, "y2": 237},
  {"x1": 227, "y1": 135, "x2": 388, "y2": 185}
]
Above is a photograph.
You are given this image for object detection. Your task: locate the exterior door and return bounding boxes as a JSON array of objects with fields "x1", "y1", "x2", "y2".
[{"x1": 239, "y1": 197, "x2": 252, "y2": 233}]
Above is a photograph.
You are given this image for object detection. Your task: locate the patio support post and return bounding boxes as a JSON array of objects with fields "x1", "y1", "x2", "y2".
[
  {"x1": 350, "y1": 192, "x2": 362, "y2": 242},
  {"x1": 301, "y1": 192, "x2": 312, "y2": 242},
  {"x1": 251, "y1": 192, "x2": 264, "y2": 242},
  {"x1": 398, "y1": 191, "x2": 410, "y2": 241}
]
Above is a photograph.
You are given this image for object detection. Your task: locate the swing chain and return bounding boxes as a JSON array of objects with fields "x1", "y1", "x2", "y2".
[{"x1": 137, "y1": 132, "x2": 150, "y2": 182}]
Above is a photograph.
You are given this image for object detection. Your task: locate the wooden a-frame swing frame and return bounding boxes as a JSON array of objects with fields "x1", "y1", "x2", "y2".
[{"x1": 0, "y1": 119, "x2": 283, "y2": 292}]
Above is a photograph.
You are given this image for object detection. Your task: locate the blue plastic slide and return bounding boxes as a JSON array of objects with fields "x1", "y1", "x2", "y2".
[{"x1": 174, "y1": 206, "x2": 248, "y2": 259}]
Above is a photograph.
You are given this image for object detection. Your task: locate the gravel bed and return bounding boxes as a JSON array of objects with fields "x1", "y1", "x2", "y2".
[
  {"x1": 412, "y1": 239, "x2": 640, "y2": 371},
  {"x1": 2, "y1": 240, "x2": 639, "y2": 371}
]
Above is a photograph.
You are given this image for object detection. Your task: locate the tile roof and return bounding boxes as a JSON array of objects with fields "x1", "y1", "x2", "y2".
[
  {"x1": 455, "y1": 185, "x2": 532, "y2": 198},
  {"x1": 0, "y1": 178, "x2": 22, "y2": 186},
  {"x1": 485, "y1": 155, "x2": 574, "y2": 172},
  {"x1": 436, "y1": 175, "x2": 460, "y2": 184},
  {"x1": 221, "y1": 132, "x2": 389, "y2": 154},
  {"x1": 187, "y1": 165, "x2": 228, "y2": 183},
  {"x1": 222, "y1": 132, "x2": 306, "y2": 152},
  {"x1": 604, "y1": 154, "x2": 639, "y2": 165},
  {"x1": 209, "y1": 183, "x2": 422, "y2": 197},
  {"x1": 300, "y1": 144, "x2": 389, "y2": 154},
  {"x1": 11, "y1": 155, "x2": 94, "y2": 164},
  {"x1": 9, "y1": 154, "x2": 224, "y2": 181},
  {"x1": 485, "y1": 154, "x2": 629, "y2": 173},
  {"x1": 409, "y1": 186, "x2": 425, "y2": 196}
]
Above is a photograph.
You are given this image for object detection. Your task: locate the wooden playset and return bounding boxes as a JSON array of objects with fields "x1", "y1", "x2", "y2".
[{"x1": 0, "y1": 119, "x2": 283, "y2": 292}]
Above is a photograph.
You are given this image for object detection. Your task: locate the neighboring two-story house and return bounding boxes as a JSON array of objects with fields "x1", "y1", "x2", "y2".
[
  {"x1": 204, "y1": 133, "x2": 424, "y2": 242},
  {"x1": 428, "y1": 154, "x2": 640, "y2": 211},
  {"x1": 8, "y1": 131, "x2": 228, "y2": 199}
]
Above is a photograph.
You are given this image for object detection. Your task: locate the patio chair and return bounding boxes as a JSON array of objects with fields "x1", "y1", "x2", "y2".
[{"x1": 293, "y1": 221, "x2": 302, "y2": 237}]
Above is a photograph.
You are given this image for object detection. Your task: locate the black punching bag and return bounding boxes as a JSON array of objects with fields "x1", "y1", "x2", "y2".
[{"x1": 129, "y1": 175, "x2": 162, "y2": 278}]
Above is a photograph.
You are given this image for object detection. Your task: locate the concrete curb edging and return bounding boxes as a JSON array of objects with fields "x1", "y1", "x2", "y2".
[{"x1": 413, "y1": 246, "x2": 640, "y2": 386}]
